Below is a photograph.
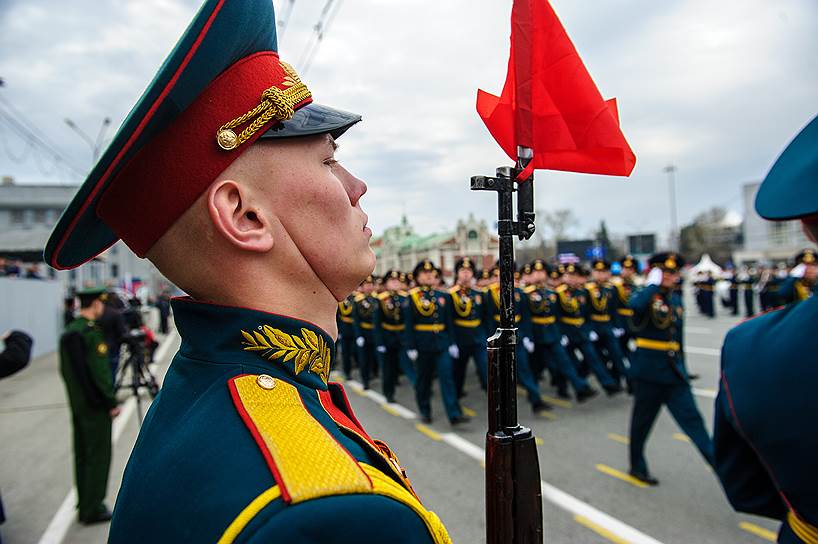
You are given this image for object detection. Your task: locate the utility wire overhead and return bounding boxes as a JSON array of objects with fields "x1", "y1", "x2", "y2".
[
  {"x1": 276, "y1": 0, "x2": 296, "y2": 44},
  {"x1": 297, "y1": 0, "x2": 343, "y2": 76}
]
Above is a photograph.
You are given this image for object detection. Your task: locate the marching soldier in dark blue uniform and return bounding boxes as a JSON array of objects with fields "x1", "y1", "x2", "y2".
[
  {"x1": 555, "y1": 264, "x2": 622, "y2": 395},
  {"x1": 737, "y1": 266, "x2": 757, "y2": 317},
  {"x1": 337, "y1": 295, "x2": 357, "y2": 379},
  {"x1": 627, "y1": 253, "x2": 714, "y2": 485},
  {"x1": 525, "y1": 261, "x2": 597, "y2": 402},
  {"x1": 612, "y1": 255, "x2": 639, "y2": 357},
  {"x1": 374, "y1": 270, "x2": 414, "y2": 403},
  {"x1": 485, "y1": 264, "x2": 553, "y2": 413},
  {"x1": 715, "y1": 115, "x2": 818, "y2": 543},
  {"x1": 725, "y1": 266, "x2": 740, "y2": 316},
  {"x1": 44, "y1": 1, "x2": 451, "y2": 541},
  {"x1": 777, "y1": 249, "x2": 816, "y2": 306},
  {"x1": 586, "y1": 259, "x2": 630, "y2": 389},
  {"x1": 403, "y1": 260, "x2": 467, "y2": 425},
  {"x1": 449, "y1": 257, "x2": 488, "y2": 397},
  {"x1": 353, "y1": 275, "x2": 379, "y2": 390}
]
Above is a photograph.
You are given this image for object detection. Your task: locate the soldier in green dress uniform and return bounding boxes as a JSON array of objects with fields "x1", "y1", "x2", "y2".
[
  {"x1": 59, "y1": 287, "x2": 122, "y2": 524},
  {"x1": 403, "y1": 260, "x2": 467, "y2": 425},
  {"x1": 374, "y1": 270, "x2": 414, "y2": 402},
  {"x1": 449, "y1": 257, "x2": 488, "y2": 397}
]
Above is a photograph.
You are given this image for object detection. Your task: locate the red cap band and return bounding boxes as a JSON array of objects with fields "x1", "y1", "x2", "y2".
[{"x1": 97, "y1": 51, "x2": 311, "y2": 256}]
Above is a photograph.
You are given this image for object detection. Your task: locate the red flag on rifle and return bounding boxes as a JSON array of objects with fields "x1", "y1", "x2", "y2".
[{"x1": 477, "y1": 0, "x2": 636, "y2": 180}]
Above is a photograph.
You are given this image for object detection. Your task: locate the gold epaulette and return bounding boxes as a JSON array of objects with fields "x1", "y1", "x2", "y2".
[
  {"x1": 223, "y1": 375, "x2": 451, "y2": 544},
  {"x1": 377, "y1": 291, "x2": 391, "y2": 300},
  {"x1": 555, "y1": 284, "x2": 568, "y2": 293},
  {"x1": 448, "y1": 286, "x2": 459, "y2": 295},
  {"x1": 409, "y1": 287, "x2": 421, "y2": 295},
  {"x1": 584, "y1": 281, "x2": 597, "y2": 290},
  {"x1": 523, "y1": 285, "x2": 537, "y2": 294},
  {"x1": 354, "y1": 293, "x2": 365, "y2": 302},
  {"x1": 398, "y1": 290, "x2": 408, "y2": 297}
]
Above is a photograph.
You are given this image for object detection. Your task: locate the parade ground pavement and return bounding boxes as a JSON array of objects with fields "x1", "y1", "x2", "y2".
[{"x1": 1, "y1": 299, "x2": 782, "y2": 543}]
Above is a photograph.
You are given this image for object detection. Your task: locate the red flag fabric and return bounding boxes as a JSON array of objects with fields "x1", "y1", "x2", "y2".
[{"x1": 477, "y1": 0, "x2": 636, "y2": 179}]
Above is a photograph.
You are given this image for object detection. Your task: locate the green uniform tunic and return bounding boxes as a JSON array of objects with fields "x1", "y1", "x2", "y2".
[{"x1": 59, "y1": 316, "x2": 117, "y2": 520}]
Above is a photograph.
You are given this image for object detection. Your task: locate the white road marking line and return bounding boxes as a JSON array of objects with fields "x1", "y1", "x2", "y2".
[
  {"x1": 37, "y1": 333, "x2": 179, "y2": 544},
  {"x1": 437, "y1": 431, "x2": 664, "y2": 544},
  {"x1": 345, "y1": 386, "x2": 666, "y2": 543},
  {"x1": 685, "y1": 346, "x2": 721, "y2": 357},
  {"x1": 684, "y1": 326, "x2": 712, "y2": 334},
  {"x1": 345, "y1": 379, "x2": 417, "y2": 419},
  {"x1": 692, "y1": 388, "x2": 717, "y2": 399}
]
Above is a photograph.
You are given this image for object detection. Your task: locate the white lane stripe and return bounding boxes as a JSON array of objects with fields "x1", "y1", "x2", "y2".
[
  {"x1": 345, "y1": 384, "x2": 666, "y2": 543},
  {"x1": 685, "y1": 346, "x2": 721, "y2": 357},
  {"x1": 684, "y1": 327, "x2": 712, "y2": 334},
  {"x1": 438, "y1": 432, "x2": 664, "y2": 544},
  {"x1": 37, "y1": 332, "x2": 179, "y2": 544},
  {"x1": 541, "y1": 482, "x2": 664, "y2": 544},
  {"x1": 345, "y1": 379, "x2": 417, "y2": 420},
  {"x1": 693, "y1": 388, "x2": 717, "y2": 399}
]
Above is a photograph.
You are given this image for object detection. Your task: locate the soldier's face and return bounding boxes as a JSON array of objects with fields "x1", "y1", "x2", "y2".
[
  {"x1": 250, "y1": 135, "x2": 374, "y2": 298},
  {"x1": 805, "y1": 264, "x2": 817, "y2": 281},
  {"x1": 417, "y1": 271, "x2": 436, "y2": 286},
  {"x1": 385, "y1": 278, "x2": 401, "y2": 291},
  {"x1": 456, "y1": 268, "x2": 474, "y2": 285},
  {"x1": 592, "y1": 270, "x2": 609, "y2": 282}
]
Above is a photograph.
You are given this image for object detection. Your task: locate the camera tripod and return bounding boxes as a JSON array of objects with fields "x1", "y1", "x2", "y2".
[{"x1": 114, "y1": 329, "x2": 160, "y2": 425}]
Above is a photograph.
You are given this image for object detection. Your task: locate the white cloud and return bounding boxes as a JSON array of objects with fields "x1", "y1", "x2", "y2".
[{"x1": 1, "y1": 0, "x2": 816, "y2": 246}]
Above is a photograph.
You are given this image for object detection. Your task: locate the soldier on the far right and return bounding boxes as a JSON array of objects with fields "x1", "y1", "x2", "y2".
[{"x1": 715, "y1": 114, "x2": 818, "y2": 543}]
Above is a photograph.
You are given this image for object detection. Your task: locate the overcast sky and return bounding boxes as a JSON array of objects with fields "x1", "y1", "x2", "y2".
[{"x1": 1, "y1": 0, "x2": 816, "y2": 244}]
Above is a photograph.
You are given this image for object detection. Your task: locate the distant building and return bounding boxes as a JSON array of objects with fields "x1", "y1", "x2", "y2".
[
  {"x1": 0, "y1": 176, "x2": 171, "y2": 297},
  {"x1": 734, "y1": 181, "x2": 810, "y2": 264},
  {"x1": 372, "y1": 213, "x2": 499, "y2": 278}
]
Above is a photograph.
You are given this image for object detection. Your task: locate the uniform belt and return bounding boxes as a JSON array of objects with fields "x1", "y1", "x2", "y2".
[
  {"x1": 560, "y1": 317, "x2": 584, "y2": 326},
  {"x1": 788, "y1": 511, "x2": 818, "y2": 544},
  {"x1": 591, "y1": 314, "x2": 611, "y2": 322},
  {"x1": 617, "y1": 308, "x2": 634, "y2": 316},
  {"x1": 340, "y1": 316, "x2": 353, "y2": 324},
  {"x1": 454, "y1": 318, "x2": 481, "y2": 328},
  {"x1": 381, "y1": 323, "x2": 405, "y2": 332},
  {"x1": 360, "y1": 322, "x2": 374, "y2": 330},
  {"x1": 699, "y1": 286, "x2": 713, "y2": 291},
  {"x1": 494, "y1": 315, "x2": 522, "y2": 323},
  {"x1": 414, "y1": 324, "x2": 445, "y2": 332},
  {"x1": 532, "y1": 316, "x2": 556, "y2": 325},
  {"x1": 635, "y1": 338, "x2": 680, "y2": 352}
]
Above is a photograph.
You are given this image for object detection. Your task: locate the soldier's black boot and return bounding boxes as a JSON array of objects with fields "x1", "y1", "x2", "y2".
[
  {"x1": 576, "y1": 387, "x2": 598, "y2": 403},
  {"x1": 628, "y1": 470, "x2": 659, "y2": 486}
]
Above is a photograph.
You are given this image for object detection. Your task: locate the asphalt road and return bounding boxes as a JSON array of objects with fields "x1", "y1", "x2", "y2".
[{"x1": 0, "y1": 297, "x2": 781, "y2": 544}]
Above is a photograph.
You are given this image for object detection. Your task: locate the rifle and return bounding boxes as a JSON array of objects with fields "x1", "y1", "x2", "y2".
[{"x1": 471, "y1": 147, "x2": 543, "y2": 544}]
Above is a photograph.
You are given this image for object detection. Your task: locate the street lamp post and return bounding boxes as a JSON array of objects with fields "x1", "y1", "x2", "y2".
[
  {"x1": 663, "y1": 164, "x2": 678, "y2": 251},
  {"x1": 64, "y1": 117, "x2": 111, "y2": 164}
]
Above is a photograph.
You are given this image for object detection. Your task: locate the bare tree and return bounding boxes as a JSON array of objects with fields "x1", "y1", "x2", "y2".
[{"x1": 541, "y1": 209, "x2": 578, "y2": 243}]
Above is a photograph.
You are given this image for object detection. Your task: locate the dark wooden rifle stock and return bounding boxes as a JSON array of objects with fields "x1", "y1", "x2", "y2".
[{"x1": 471, "y1": 159, "x2": 543, "y2": 544}]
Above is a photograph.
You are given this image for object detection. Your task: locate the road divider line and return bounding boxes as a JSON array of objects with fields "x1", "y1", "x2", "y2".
[
  {"x1": 345, "y1": 379, "x2": 417, "y2": 419},
  {"x1": 693, "y1": 388, "x2": 717, "y2": 399},
  {"x1": 382, "y1": 404, "x2": 401, "y2": 417},
  {"x1": 595, "y1": 464, "x2": 650, "y2": 489},
  {"x1": 344, "y1": 372, "x2": 666, "y2": 544},
  {"x1": 535, "y1": 437, "x2": 544, "y2": 446},
  {"x1": 536, "y1": 410, "x2": 557, "y2": 421},
  {"x1": 672, "y1": 433, "x2": 691, "y2": 444},
  {"x1": 415, "y1": 423, "x2": 443, "y2": 441},
  {"x1": 462, "y1": 406, "x2": 477, "y2": 417},
  {"x1": 686, "y1": 346, "x2": 721, "y2": 357},
  {"x1": 574, "y1": 514, "x2": 632, "y2": 544},
  {"x1": 38, "y1": 332, "x2": 179, "y2": 544},
  {"x1": 607, "y1": 433, "x2": 630, "y2": 445},
  {"x1": 541, "y1": 395, "x2": 572, "y2": 409},
  {"x1": 738, "y1": 522, "x2": 777, "y2": 541}
]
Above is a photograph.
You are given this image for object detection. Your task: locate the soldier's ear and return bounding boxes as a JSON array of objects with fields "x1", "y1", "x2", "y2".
[{"x1": 207, "y1": 179, "x2": 274, "y2": 253}]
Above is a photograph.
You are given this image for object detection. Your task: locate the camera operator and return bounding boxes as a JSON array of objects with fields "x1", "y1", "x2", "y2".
[
  {"x1": 99, "y1": 292, "x2": 128, "y2": 382},
  {"x1": 59, "y1": 287, "x2": 120, "y2": 525}
]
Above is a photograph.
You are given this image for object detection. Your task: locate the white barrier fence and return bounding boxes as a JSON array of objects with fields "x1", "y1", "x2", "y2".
[{"x1": 0, "y1": 277, "x2": 63, "y2": 359}]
